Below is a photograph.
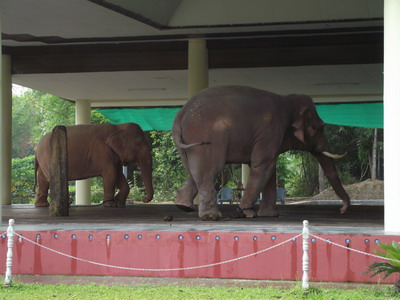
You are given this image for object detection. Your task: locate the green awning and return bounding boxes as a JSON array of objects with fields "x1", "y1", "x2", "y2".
[
  {"x1": 98, "y1": 102, "x2": 383, "y2": 130},
  {"x1": 316, "y1": 102, "x2": 383, "y2": 129},
  {"x1": 98, "y1": 107, "x2": 181, "y2": 131}
]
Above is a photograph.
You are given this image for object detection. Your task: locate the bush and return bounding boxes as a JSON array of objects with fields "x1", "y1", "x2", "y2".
[
  {"x1": 367, "y1": 241, "x2": 400, "y2": 291},
  {"x1": 11, "y1": 155, "x2": 35, "y2": 200}
]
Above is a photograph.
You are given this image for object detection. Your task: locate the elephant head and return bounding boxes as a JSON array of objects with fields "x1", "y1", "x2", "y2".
[
  {"x1": 285, "y1": 94, "x2": 350, "y2": 213},
  {"x1": 106, "y1": 123, "x2": 154, "y2": 203}
]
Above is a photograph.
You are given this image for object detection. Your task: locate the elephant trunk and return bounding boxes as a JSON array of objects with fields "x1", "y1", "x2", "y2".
[
  {"x1": 312, "y1": 152, "x2": 350, "y2": 213},
  {"x1": 138, "y1": 150, "x2": 154, "y2": 203}
]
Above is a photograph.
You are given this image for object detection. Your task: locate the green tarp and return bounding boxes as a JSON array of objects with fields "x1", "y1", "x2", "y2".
[
  {"x1": 99, "y1": 107, "x2": 181, "y2": 131},
  {"x1": 98, "y1": 102, "x2": 383, "y2": 131},
  {"x1": 315, "y1": 102, "x2": 383, "y2": 129}
]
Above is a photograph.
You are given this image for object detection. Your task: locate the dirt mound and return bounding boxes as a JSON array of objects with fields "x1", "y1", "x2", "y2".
[{"x1": 311, "y1": 179, "x2": 384, "y2": 200}]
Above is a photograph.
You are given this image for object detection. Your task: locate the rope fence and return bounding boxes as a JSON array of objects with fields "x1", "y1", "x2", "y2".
[
  {"x1": 12, "y1": 231, "x2": 303, "y2": 272},
  {"x1": 2, "y1": 219, "x2": 399, "y2": 287}
]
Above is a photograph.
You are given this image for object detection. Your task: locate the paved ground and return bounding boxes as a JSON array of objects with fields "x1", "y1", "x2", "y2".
[{"x1": 1, "y1": 202, "x2": 388, "y2": 235}]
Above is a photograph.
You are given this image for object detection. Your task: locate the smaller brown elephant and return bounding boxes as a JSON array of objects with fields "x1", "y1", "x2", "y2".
[{"x1": 34, "y1": 123, "x2": 153, "y2": 207}]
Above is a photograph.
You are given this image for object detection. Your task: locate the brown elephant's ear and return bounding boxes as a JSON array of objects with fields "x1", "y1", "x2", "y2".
[
  {"x1": 292, "y1": 108, "x2": 307, "y2": 144},
  {"x1": 106, "y1": 130, "x2": 124, "y2": 161}
]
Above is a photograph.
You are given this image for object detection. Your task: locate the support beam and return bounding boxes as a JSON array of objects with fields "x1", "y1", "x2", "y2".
[
  {"x1": 1, "y1": 55, "x2": 12, "y2": 208},
  {"x1": 188, "y1": 39, "x2": 208, "y2": 97},
  {"x1": 384, "y1": 0, "x2": 400, "y2": 233},
  {"x1": 188, "y1": 39, "x2": 208, "y2": 204},
  {"x1": 75, "y1": 100, "x2": 91, "y2": 205}
]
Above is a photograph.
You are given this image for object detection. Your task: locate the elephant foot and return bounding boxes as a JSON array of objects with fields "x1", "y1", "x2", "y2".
[
  {"x1": 199, "y1": 209, "x2": 222, "y2": 221},
  {"x1": 176, "y1": 203, "x2": 195, "y2": 212},
  {"x1": 175, "y1": 198, "x2": 195, "y2": 212},
  {"x1": 142, "y1": 197, "x2": 152, "y2": 203},
  {"x1": 102, "y1": 199, "x2": 117, "y2": 207},
  {"x1": 200, "y1": 214, "x2": 221, "y2": 221},
  {"x1": 114, "y1": 193, "x2": 127, "y2": 207},
  {"x1": 257, "y1": 206, "x2": 279, "y2": 217},
  {"x1": 339, "y1": 202, "x2": 350, "y2": 214},
  {"x1": 198, "y1": 203, "x2": 222, "y2": 221},
  {"x1": 34, "y1": 201, "x2": 50, "y2": 207},
  {"x1": 232, "y1": 206, "x2": 257, "y2": 218}
]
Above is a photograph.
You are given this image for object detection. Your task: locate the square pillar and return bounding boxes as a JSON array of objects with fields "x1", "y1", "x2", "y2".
[
  {"x1": 1, "y1": 55, "x2": 12, "y2": 208},
  {"x1": 384, "y1": 0, "x2": 400, "y2": 233},
  {"x1": 188, "y1": 39, "x2": 209, "y2": 97},
  {"x1": 75, "y1": 100, "x2": 91, "y2": 205},
  {"x1": 188, "y1": 39, "x2": 209, "y2": 204}
]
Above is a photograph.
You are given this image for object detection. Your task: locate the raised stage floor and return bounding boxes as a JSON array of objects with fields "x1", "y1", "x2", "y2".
[
  {"x1": 0, "y1": 202, "x2": 387, "y2": 234},
  {"x1": 1, "y1": 202, "x2": 398, "y2": 284}
]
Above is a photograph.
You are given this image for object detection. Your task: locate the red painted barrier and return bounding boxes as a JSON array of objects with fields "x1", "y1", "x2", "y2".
[{"x1": 0, "y1": 230, "x2": 399, "y2": 283}]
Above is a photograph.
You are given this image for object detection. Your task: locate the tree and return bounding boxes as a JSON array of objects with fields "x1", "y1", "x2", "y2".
[
  {"x1": 150, "y1": 131, "x2": 186, "y2": 201},
  {"x1": 12, "y1": 95, "x2": 40, "y2": 158}
]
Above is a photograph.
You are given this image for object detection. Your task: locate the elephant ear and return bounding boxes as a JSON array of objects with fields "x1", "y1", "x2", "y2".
[
  {"x1": 292, "y1": 107, "x2": 308, "y2": 144},
  {"x1": 106, "y1": 130, "x2": 125, "y2": 162},
  {"x1": 292, "y1": 108, "x2": 319, "y2": 144}
]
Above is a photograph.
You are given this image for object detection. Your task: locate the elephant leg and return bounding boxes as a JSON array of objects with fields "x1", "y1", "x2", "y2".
[
  {"x1": 35, "y1": 168, "x2": 50, "y2": 207},
  {"x1": 115, "y1": 170, "x2": 129, "y2": 207},
  {"x1": 176, "y1": 176, "x2": 198, "y2": 212},
  {"x1": 188, "y1": 149, "x2": 224, "y2": 221},
  {"x1": 102, "y1": 167, "x2": 118, "y2": 207},
  {"x1": 196, "y1": 179, "x2": 221, "y2": 221},
  {"x1": 239, "y1": 157, "x2": 277, "y2": 218},
  {"x1": 257, "y1": 166, "x2": 279, "y2": 217}
]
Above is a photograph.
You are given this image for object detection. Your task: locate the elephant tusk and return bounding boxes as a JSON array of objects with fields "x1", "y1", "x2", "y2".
[{"x1": 322, "y1": 151, "x2": 347, "y2": 159}]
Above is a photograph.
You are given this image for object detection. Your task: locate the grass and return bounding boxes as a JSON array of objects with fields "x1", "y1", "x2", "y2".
[{"x1": 0, "y1": 283, "x2": 398, "y2": 300}]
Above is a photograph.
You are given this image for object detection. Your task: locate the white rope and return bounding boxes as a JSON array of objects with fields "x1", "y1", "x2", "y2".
[
  {"x1": 12, "y1": 230, "x2": 302, "y2": 272},
  {"x1": 309, "y1": 233, "x2": 400, "y2": 263}
]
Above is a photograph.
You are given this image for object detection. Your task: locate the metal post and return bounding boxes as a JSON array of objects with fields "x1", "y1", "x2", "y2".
[
  {"x1": 4, "y1": 219, "x2": 15, "y2": 286},
  {"x1": 302, "y1": 220, "x2": 310, "y2": 289}
]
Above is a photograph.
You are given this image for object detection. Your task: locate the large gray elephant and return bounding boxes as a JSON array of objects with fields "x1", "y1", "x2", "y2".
[
  {"x1": 172, "y1": 85, "x2": 349, "y2": 220},
  {"x1": 35, "y1": 123, "x2": 153, "y2": 207}
]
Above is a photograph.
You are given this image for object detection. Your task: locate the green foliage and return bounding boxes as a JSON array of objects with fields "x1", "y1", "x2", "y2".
[
  {"x1": 150, "y1": 131, "x2": 186, "y2": 202},
  {"x1": 276, "y1": 153, "x2": 294, "y2": 188},
  {"x1": 11, "y1": 156, "x2": 35, "y2": 200},
  {"x1": 367, "y1": 242, "x2": 400, "y2": 283},
  {"x1": 21, "y1": 90, "x2": 76, "y2": 144},
  {"x1": 91, "y1": 109, "x2": 108, "y2": 124}
]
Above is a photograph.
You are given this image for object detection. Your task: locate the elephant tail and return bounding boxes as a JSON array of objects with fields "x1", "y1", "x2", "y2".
[{"x1": 172, "y1": 117, "x2": 211, "y2": 149}]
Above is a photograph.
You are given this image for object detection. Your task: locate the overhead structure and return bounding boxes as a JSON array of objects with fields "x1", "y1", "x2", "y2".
[{"x1": 1, "y1": 1, "x2": 395, "y2": 231}]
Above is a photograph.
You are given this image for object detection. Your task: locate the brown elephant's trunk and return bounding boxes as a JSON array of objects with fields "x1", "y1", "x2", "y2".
[
  {"x1": 312, "y1": 152, "x2": 350, "y2": 213},
  {"x1": 138, "y1": 150, "x2": 154, "y2": 203}
]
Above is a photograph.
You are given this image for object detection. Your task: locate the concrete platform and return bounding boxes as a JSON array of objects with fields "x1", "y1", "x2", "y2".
[
  {"x1": 0, "y1": 202, "x2": 389, "y2": 235},
  {"x1": 1, "y1": 202, "x2": 399, "y2": 284}
]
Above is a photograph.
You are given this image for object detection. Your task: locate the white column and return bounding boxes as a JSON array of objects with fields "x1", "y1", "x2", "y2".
[
  {"x1": 1, "y1": 55, "x2": 12, "y2": 208},
  {"x1": 188, "y1": 39, "x2": 208, "y2": 204},
  {"x1": 384, "y1": 0, "x2": 400, "y2": 232},
  {"x1": 188, "y1": 39, "x2": 208, "y2": 98},
  {"x1": 75, "y1": 100, "x2": 91, "y2": 205}
]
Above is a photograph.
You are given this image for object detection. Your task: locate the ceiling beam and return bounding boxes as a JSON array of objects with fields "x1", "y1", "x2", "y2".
[{"x1": 5, "y1": 31, "x2": 382, "y2": 75}]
